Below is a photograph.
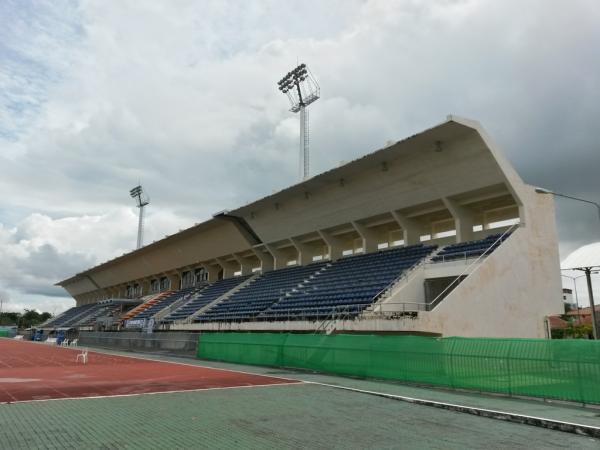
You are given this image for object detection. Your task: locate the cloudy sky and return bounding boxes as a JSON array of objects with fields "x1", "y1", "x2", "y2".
[{"x1": 1, "y1": 0, "x2": 599, "y2": 313}]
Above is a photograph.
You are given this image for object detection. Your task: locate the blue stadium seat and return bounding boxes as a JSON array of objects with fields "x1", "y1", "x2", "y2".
[
  {"x1": 195, "y1": 244, "x2": 436, "y2": 323},
  {"x1": 44, "y1": 303, "x2": 100, "y2": 328},
  {"x1": 163, "y1": 275, "x2": 252, "y2": 322},
  {"x1": 195, "y1": 263, "x2": 327, "y2": 323},
  {"x1": 130, "y1": 287, "x2": 200, "y2": 320},
  {"x1": 260, "y1": 244, "x2": 435, "y2": 321},
  {"x1": 431, "y1": 233, "x2": 511, "y2": 263}
]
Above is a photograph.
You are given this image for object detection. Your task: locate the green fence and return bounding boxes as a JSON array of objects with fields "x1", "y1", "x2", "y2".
[
  {"x1": 0, "y1": 330, "x2": 9, "y2": 338},
  {"x1": 198, "y1": 332, "x2": 600, "y2": 404}
]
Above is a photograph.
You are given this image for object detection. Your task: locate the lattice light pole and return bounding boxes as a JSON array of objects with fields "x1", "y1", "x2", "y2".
[
  {"x1": 277, "y1": 63, "x2": 320, "y2": 181},
  {"x1": 130, "y1": 185, "x2": 149, "y2": 249}
]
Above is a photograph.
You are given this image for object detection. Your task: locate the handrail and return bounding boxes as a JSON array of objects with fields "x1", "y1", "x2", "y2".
[
  {"x1": 191, "y1": 301, "x2": 431, "y2": 326},
  {"x1": 369, "y1": 247, "x2": 442, "y2": 308},
  {"x1": 182, "y1": 273, "x2": 260, "y2": 324},
  {"x1": 427, "y1": 225, "x2": 517, "y2": 311}
]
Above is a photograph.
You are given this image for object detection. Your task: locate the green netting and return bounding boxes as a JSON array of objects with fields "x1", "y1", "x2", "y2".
[{"x1": 198, "y1": 332, "x2": 600, "y2": 404}]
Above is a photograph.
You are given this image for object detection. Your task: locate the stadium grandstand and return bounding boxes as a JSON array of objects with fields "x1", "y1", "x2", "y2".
[{"x1": 54, "y1": 116, "x2": 563, "y2": 338}]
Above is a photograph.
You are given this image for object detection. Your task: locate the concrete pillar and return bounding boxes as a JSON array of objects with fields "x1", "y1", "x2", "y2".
[
  {"x1": 166, "y1": 273, "x2": 180, "y2": 291},
  {"x1": 202, "y1": 264, "x2": 221, "y2": 282},
  {"x1": 179, "y1": 267, "x2": 193, "y2": 288},
  {"x1": 232, "y1": 253, "x2": 254, "y2": 276},
  {"x1": 317, "y1": 230, "x2": 344, "y2": 260},
  {"x1": 290, "y1": 238, "x2": 313, "y2": 266},
  {"x1": 251, "y1": 246, "x2": 274, "y2": 272},
  {"x1": 351, "y1": 221, "x2": 379, "y2": 253},
  {"x1": 264, "y1": 244, "x2": 289, "y2": 270},
  {"x1": 215, "y1": 257, "x2": 239, "y2": 279},
  {"x1": 442, "y1": 197, "x2": 476, "y2": 242},
  {"x1": 140, "y1": 279, "x2": 151, "y2": 296},
  {"x1": 391, "y1": 211, "x2": 425, "y2": 245}
]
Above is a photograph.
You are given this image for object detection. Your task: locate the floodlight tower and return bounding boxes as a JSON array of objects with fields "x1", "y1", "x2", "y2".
[
  {"x1": 277, "y1": 63, "x2": 320, "y2": 181},
  {"x1": 129, "y1": 185, "x2": 149, "y2": 249}
]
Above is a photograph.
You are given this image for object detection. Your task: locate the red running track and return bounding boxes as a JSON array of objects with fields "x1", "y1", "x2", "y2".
[{"x1": 0, "y1": 340, "x2": 298, "y2": 403}]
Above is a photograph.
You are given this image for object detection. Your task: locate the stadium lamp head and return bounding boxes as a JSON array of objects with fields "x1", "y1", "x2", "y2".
[
  {"x1": 534, "y1": 187, "x2": 553, "y2": 195},
  {"x1": 276, "y1": 62, "x2": 320, "y2": 112},
  {"x1": 129, "y1": 185, "x2": 143, "y2": 198}
]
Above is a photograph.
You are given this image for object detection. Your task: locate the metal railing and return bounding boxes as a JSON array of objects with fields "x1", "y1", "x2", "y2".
[
  {"x1": 425, "y1": 228, "x2": 515, "y2": 266},
  {"x1": 182, "y1": 274, "x2": 261, "y2": 324},
  {"x1": 427, "y1": 250, "x2": 490, "y2": 264},
  {"x1": 78, "y1": 332, "x2": 200, "y2": 355},
  {"x1": 188, "y1": 301, "x2": 431, "y2": 327}
]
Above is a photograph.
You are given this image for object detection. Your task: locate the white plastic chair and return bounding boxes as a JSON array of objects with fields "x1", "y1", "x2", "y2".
[
  {"x1": 76, "y1": 348, "x2": 88, "y2": 364},
  {"x1": 61, "y1": 339, "x2": 70, "y2": 347},
  {"x1": 70, "y1": 338, "x2": 78, "y2": 347}
]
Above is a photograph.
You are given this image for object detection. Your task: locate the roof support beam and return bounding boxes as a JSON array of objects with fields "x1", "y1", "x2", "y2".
[
  {"x1": 251, "y1": 246, "x2": 274, "y2": 272},
  {"x1": 201, "y1": 263, "x2": 222, "y2": 282},
  {"x1": 264, "y1": 244, "x2": 288, "y2": 270},
  {"x1": 351, "y1": 221, "x2": 378, "y2": 253},
  {"x1": 290, "y1": 238, "x2": 312, "y2": 266},
  {"x1": 318, "y1": 230, "x2": 344, "y2": 261},
  {"x1": 215, "y1": 257, "x2": 239, "y2": 279},
  {"x1": 442, "y1": 197, "x2": 475, "y2": 242},
  {"x1": 232, "y1": 253, "x2": 255, "y2": 276},
  {"x1": 391, "y1": 211, "x2": 425, "y2": 245}
]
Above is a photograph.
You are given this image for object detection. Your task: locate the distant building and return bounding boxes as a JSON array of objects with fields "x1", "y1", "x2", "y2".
[
  {"x1": 547, "y1": 316, "x2": 568, "y2": 330},
  {"x1": 562, "y1": 288, "x2": 576, "y2": 311},
  {"x1": 566, "y1": 305, "x2": 600, "y2": 326}
]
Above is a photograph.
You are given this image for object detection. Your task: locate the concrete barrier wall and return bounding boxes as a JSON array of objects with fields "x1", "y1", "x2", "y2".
[{"x1": 79, "y1": 331, "x2": 199, "y2": 356}]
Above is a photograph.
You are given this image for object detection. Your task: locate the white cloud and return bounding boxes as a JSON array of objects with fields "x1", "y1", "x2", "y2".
[{"x1": 1, "y1": 0, "x2": 600, "y2": 313}]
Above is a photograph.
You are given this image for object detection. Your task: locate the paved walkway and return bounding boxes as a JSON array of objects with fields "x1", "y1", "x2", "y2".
[
  {"x1": 84, "y1": 348, "x2": 600, "y2": 433},
  {"x1": 129, "y1": 351, "x2": 600, "y2": 423},
  {"x1": 1, "y1": 346, "x2": 599, "y2": 449},
  {"x1": 0, "y1": 379, "x2": 597, "y2": 449}
]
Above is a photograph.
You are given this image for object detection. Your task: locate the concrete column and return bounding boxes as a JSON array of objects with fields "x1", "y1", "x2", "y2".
[
  {"x1": 251, "y1": 246, "x2": 274, "y2": 272},
  {"x1": 202, "y1": 264, "x2": 221, "y2": 282},
  {"x1": 166, "y1": 272, "x2": 180, "y2": 291},
  {"x1": 391, "y1": 211, "x2": 424, "y2": 245},
  {"x1": 442, "y1": 197, "x2": 475, "y2": 242},
  {"x1": 290, "y1": 238, "x2": 315, "y2": 266},
  {"x1": 264, "y1": 244, "x2": 288, "y2": 270},
  {"x1": 351, "y1": 221, "x2": 379, "y2": 253},
  {"x1": 317, "y1": 230, "x2": 344, "y2": 261},
  {"x1": 215, "y1": 257, "x2": 239, "y2": 279},
  {"x1": 232, "y1": 253, "x2": 254, "y2": 276},
  {"x1": 139, "y1": 279, "x2": 151, "y2": 296}
]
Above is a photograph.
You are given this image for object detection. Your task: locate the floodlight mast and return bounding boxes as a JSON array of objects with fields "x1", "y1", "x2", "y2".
[
  {"x1": 129, "y1": 185, "x2": 149, "y2": 249},
  {"x1": 277, "y1": 63, "x2": 320, "y2": 181}
]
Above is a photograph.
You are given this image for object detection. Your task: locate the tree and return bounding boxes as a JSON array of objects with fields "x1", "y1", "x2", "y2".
[
  {"x1": 0, "y1": 309, "x2": 53, "y2": 328},
  {"x1": 0, "y1": 312, "x2": 21, "y2": 326}
]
